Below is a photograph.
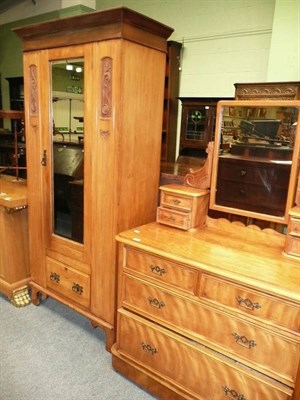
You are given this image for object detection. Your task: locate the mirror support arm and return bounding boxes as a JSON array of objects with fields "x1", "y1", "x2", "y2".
[{"x1": 184, "y1": 141, "x2": 214, "y2": 189}]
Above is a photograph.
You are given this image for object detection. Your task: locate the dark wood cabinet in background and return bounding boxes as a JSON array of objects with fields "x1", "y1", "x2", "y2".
[
  {"x1": 161, "y1": 41, "x2": 182, "y2": 162},
  {"x1": 0, "y1": 78, "x2": 26, "y2": 178},
  {"x1": 178, "y1": 97, "x2": 232, "y2": 159},
  {"x1": 6, "y1": 77, "x2": 24, "y2": 111}
]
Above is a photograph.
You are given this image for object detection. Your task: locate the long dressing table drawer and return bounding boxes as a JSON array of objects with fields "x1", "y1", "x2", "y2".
[
  {"x1": 46, "y1": 257, "x2": 90, "y2": 308},
  {"x1": 200, "y1": 275, "x2": 300, "y2": 333},
  {"x1": 121, "y1": 275, "x2": 299, "y2": 386},
  {"x1": 124, "y1": 248, "x2": 198, "y2": 295},
  {"x1": 116, "y1": 310, "x2": 293, "y2": 400}
]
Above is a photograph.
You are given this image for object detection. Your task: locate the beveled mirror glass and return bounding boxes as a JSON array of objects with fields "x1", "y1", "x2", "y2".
[
  {"x1": 51, "y1": 59, "x2": 84, "y2": 243},
  {"x1": 210, "y1": 100, "x2": 300, "y2": 223}
]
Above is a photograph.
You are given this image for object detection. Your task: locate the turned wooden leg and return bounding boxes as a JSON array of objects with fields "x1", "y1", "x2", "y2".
[{"x1": 30, "y1": 286, "x2": 41, "y2": 306}]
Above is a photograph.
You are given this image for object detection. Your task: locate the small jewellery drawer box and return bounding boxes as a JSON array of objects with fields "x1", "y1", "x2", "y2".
[{"x1": 157, "y1": 184, "x2": 209, "y2": 230}]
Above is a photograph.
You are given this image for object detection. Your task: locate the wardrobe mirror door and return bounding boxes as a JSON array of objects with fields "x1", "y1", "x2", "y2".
[{"x1": 51, "y1": 59, "x2": 84, "y2": 243}]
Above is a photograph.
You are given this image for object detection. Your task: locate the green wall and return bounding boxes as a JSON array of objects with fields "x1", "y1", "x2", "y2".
[{"x1": 0, "y1": 5, "x2": 92, "y2": 110}]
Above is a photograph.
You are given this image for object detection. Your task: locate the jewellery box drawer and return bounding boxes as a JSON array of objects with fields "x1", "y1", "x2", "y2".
[
  {"x1": 116, "y1": 310, "x2": 293, "y2": 400},
  {"x1": 124, "y1": 247, "x2": 198, "y2": 295},
  {"x1": 200, "y1": 275, "x2": 300, "y2": 333},
  {"x1": 122, "y1": 275, "x2": 299, "y2": 386},
  {"x1": 156, "y1": 207, "x2": 191, "y2": 230},
  {"x1": 285, "y1": 235, "x2": 300, "y2": 258},
  {"x1": 160, "y1": 190, "x2": 193, "y2": 212},
  {"x1": 288, "y1": 216, "x2": 300, "y2": 235},
  {"x1": 46, "y1": 257, "x2": 90, "y2": 308}
]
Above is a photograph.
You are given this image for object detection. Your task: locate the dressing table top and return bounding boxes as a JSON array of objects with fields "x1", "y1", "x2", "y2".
[{"x1": 117, "y1": 219, "x2": 300, "y2": 302}]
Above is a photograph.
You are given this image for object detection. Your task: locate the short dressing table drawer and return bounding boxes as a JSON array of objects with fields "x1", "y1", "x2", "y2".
[
  {"x1": 199, "y1": 275, "x2": 300, "y2": 333},
  {"x1": 124, "y1": 248, "x2": 198, "y2": 295},
  {"x1": 285, "y1": 208, "x2": 300, "y2": 258},
  {"x1": 46, "y1": 257, "x2": 90, "y2": 308},
  {"x1": 116, "y1": 310, "x2": 293, "y2": 400},
  {"x1": 285, "y1": 235, "x2": 300, "y2": 258},
  {"x1": 288, "y1": 216, "x2": 300, "y2": 235}
]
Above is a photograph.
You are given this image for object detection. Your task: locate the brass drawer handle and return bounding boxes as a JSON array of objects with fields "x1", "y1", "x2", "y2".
[
  {"x1": 167, "y1": 215, "x2": 176, "y2": 222},
  {"x1": 148, "y1": 296, "x2": 165, "y2": 309},
  {"x1": 162, "y1": 214, "x2": 176, "y2": 222},
  {"x1": 240, "y1": 170, "x2": 246, "y2": 176},
  {"x1": 72, "y1": 283, "x2": 83, "y2": 295},
  {"x1": 50, "y1": 272, "x2": 60, "y2": 283},
  {"x1": 223, "y1": 385, "x2": 246, "y2": 400},
  {"x1": 172, "y1": 199, "x2": 181, "y2": 205},
  {"x1": 141, "y1": 342, "x2": 158, "y2": 355},
  {"x1": 150, "y1": 265, "x2": 167, "y2": 276},
  {"x1": 236, "y1": 296, "x2": 261, "y2": 311},
  {"x1": 232, "y1": 332, "x2": 256, "y2": 349}
]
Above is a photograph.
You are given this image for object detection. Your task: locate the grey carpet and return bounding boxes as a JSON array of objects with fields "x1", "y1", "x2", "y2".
[{"x1": 0, "y1": 294, "x2": 157, "y2": 400}]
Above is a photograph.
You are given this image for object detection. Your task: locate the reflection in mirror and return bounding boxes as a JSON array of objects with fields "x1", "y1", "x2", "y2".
[
  {"x1": 51, "y1": 59, "x2": 84, "y2": 243},
  {"x1": 210, "y1": 101, "x2": 300, "y2": 223}
]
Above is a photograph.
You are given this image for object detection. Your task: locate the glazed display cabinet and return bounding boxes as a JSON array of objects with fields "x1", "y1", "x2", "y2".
[{"x1": 178, "y1": 97, "x2": 232, "y2": 159}]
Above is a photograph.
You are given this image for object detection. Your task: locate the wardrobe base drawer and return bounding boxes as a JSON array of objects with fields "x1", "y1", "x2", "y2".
[
  {"x1": 115, "y1": 309, "x2": 293, "y2": 400},
  {"x1": 46, "y1": 257, "x2": 90, "y2": 308}
]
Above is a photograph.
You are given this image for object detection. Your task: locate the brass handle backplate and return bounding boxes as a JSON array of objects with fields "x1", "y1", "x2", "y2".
[
  {"x1": 4, "y1": 205, "x2": 28, "y2": 214},
  {"x1": 50, "y1": 272, "x2": 60, "y2": 283},
  {"x1": 223, "y1": 385, "x2": 246, "y2": 400},
  {"x1": 150, "y1": 265, "x2": 166, "y2": 276},
  {"x1": 172, "y1": 199, "x2": 181, "y2": 205},
  {"x1": 148, "y1": 296, "x2": 165, "y2": 309},
  {"x1": 236, "y1": 296, "x2": 261, "y2": 311},
  {"x1": 232, "y1": 332, "x2": 256, "y2": 349},
  {"x1": 141, "y1": 342, "x2": 158, "y2": 356},
  {"x1": 166, "y1": 215, "x2": 176, "y2": 222},
  {"x1": 72, "y1": 283, "x2": 83, "y2": 295}
]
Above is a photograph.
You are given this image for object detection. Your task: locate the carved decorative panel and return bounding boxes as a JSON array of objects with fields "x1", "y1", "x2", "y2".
[
  {"x1": 235, "y1": 82, "x2": 300, "y2": 100},
  {"x1": 29, "y1": 64, "x2": 39, "y2": 116},
  {"x1": 101, "y1": 57, "x2": 112, "y2": 119}
]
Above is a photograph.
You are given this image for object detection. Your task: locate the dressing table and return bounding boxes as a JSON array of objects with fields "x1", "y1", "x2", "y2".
[{"x1": 112, "y1": 100, "x2": 300, "y2": 399}]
